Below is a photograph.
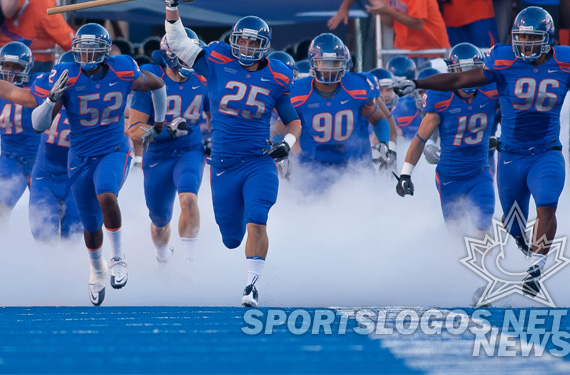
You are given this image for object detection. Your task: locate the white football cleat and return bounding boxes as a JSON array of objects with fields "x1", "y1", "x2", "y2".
[
  {"x1": 109, "y1": 256, "x2": 128, "y2": 289},
  {"x1": 89, "y1": 258, "x2": 108, "y2": 306},
  {"x1": 241, "y1": 284, "x2": 259, "y2": 307}
]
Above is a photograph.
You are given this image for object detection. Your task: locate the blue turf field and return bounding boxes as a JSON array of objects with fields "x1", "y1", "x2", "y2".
[{"x1": 1, "y1": 307, "x2": 569, "y2": 374}]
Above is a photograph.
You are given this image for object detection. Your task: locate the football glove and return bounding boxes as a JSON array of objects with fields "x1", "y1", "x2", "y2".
[
  {"x1": 141, "y1": 126, "x2": 162, "y2": 152},
  {"x1": 266, "y1": 139, "x2": 291, "y2": 162},
  {"x1": 166, "y1": 117, "x2": 189, "y2": 138},
  {"x1": 423, "y1": 140, "x2": 440, "y2": 165},
  {"x1": 48, "y1": 69, "x2": 68, "y2": 103},
  {"x1": 393, "y1": 172, "x2": 414, "y2": 197},
  {"x1": 390, "y1": 79, "x2": 417, "y2": 97}
]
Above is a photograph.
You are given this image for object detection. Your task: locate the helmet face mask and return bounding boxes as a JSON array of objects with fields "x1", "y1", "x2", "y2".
[
  {"x1": 369, "y1": 68, "x2": 397, "y2": 110},
  {"x1": 511, "y1": 6, "x2": 554, "y2": 63},
  {"x1": 446, "y1": 42, "x2": 484, "y2": 94},
  {"x1": 72, "y1": 23, "x2": 111, "y2": 71},
  {"x1": 229, "y1": 16, "x2": 271, "y2": 66},
  {"x1": 0, "y1": 42, "x2": 33, "y2": 86},
  {"x1": 308, "y1": 33, "x2": 348, "y2": 84}
]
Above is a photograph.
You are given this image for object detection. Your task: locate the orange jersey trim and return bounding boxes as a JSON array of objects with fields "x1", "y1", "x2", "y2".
[
  {"x1": 493, "y1": 59, "x2": 516, "y2": 70},
  {"x1": 553, "y1": 49, "x2": 570, "y2": 73},
  {"x1": 208, "y1": 50, "x2": 233, "y2": 64},
  {"x1": 267, "y1": 61, "x2": 290, "y2": 88},
  {"x1": 108, "y1": 65, "x2": 136, "y2": 81},
  {"x1": 434, "y1": 94, "x2": 454, "y2": 112},
  {"x1": 396, "y1": 112, "x2": 419, "y2": 127}
]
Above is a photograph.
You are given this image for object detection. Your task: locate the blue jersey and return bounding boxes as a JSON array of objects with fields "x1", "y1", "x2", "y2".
[
  {"x1": 0, "y1": 77, "x2": 40, "y2": 160},
  {"x1": 201, "y1": 42, "x2": 293, "y2": 158},
  {"x1": 392, "y1": 96, "x2": 421, "y2": 139},
  {"x1": 291, "y1": 73, "x2": 376, "y2": 165},
  {"x1": 483, "y1": 44, "x2": 570, "y2": 150},
  {"x1": 48, "y1": 55, "x2": 142, "y2": 156},
  {"x1": 131, "y1": 64, "x2": 208, "y2": 154},
  {"x1": 31, "y1": 72, "x2": 70, "y2": 176},
  {"x1": 424, "y1": 84, "x2": 499, "y2": 179}
]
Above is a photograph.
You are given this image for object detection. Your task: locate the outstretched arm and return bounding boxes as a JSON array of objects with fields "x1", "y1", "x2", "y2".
[
  {"x1": 392, "y1": 68, "x2": 490, "y2": 96},
  {"x1": 0, "y1": 81, "x2": 37, "y2": 108},
  {"x1": 418, "y1": 68, "x2": 489, "y2": 91}
]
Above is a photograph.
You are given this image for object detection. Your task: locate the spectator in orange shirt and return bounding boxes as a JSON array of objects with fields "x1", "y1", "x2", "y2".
[
  {"x1": 366, "y1": 0, "x2": 450, "y2": 56},
  {"x1": 441, "y1": 0, "x2": 499, "y2": 48},
  {"x1": 0, "y1": 0, "x2": 74, "y2": 73}
]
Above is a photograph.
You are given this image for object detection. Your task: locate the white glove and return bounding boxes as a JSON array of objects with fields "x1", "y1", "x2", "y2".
[
  {"x1": 141, "y1": 126, "x2": 161, "y2": 152},
  {"x1": 423, "y1": 139, "x2": 440, "y2": 165},
  {"x1": 48, "y1": 69, "x2": 68, "y2": 103},
  {"x1": 277, "y1": 159, "x2": 292, "y2": 180},
  {"x1": 166, "y1": 117, "x2": 189, "y2": 138},
  {"x1": 390, "y1": 79, "x2": 417, "y2": 97}
]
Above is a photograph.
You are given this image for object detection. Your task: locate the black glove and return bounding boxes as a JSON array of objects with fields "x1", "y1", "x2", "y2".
[
  {"x1": 166, "y1": 117, "x2": 190, "y2": 138},
  {"x1": 390, "y1": 79, "x2": 417, "y2": 97},
  {"x1": 266, "y1": 140, "x2": 290, "y2": 162},
  {"x1": 393, "y1": 172, "x2": 414, "y2": 197},
  {"x1": 489, "y1": 136, "x2": 498, "y2": 151},
  {"x1": 48, "y1": 69, "x2": 68, "y2": 103},
  {"x1": 165, "y1": 0, "x2": 179, "y2": 7},
  {"x1": 204, "y1": 137, "x2": 212, "y2": 157}
]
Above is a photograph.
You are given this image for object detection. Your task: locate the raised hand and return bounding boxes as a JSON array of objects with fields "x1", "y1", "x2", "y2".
[{"x1": 48, "y1": 69, "x2": 68, "y2": 103}]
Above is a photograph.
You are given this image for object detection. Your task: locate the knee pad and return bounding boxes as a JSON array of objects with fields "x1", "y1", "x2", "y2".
[
  {"x1": 223, "y1": 238, "x2": 242, "y2": 249},
  {"x1": 246, "y1": 204, "x2": 270, "y2": 226}
]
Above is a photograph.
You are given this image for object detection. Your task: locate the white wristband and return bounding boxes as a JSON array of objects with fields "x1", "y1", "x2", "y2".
[
  {"x1": 284, "y1": 133, "x2": 297, "y2": 149},
  {"x1": 166, "y1": 6, "x2": 178, "y2": 11},
  {"x1": 400, "y1": 162, "x2": 415, "y2": 176},
  {"x1": 133, "y1": 155, "x2": 143, "y2": 164}
]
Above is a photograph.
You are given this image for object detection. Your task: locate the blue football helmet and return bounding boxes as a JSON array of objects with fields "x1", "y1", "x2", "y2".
[
  {"x1": 269, "y1": 51, "x2": 298, "y2": 80},
  {"x1": 386, "y1": 56, "x2": 416, "y2": 80},
  {"x1": 369, "y1": 68, "x2": 398, "y2": 110},
  {"x1": 161, "y1": 27, "x2": 199, "y2": 78},
  {"x1": 229, "y1": 16, "x2": 271, "y2": 66},
  {"x1": 344, "y1": 45, "x2": 353, "y2": 72},
  {"x1": 57, "y1": 51, "x2": 75, "y2": 65},
  {"x1": 296, "y1": 59, "x2": 310, "y2": 79},
  {"x1": 72, "y1": 23, "x2": 111, "y2": 71},
  {"x1": 0, "y1": 42, "x2": 33, "y2": 86},
  {"x1": 308, "y1": 33, "x2": 348, "y2": 84},
  {"x1": 415, "y1": 67, "x2": 440, "y2": 109},
  {"x1": 446, "y1": 43, "x2": 484, "y2": 93},
  {"x1": 512, "y1": 6, "x2": 555, "y2": 62}
]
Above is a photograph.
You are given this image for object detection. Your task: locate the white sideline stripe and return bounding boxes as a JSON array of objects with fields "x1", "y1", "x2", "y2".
[{"x1": 335, "y1": 307, "x2": 570, "y2": 375}]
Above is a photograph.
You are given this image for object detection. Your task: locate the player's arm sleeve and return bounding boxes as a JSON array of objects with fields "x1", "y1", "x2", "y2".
[
  {"x1": 129, "y1": 90, "x2": 153, "y2": 119},
  {"x1": 274, "y1": 93, "x2": 299, "y2": 125},
  {"x1": 32, "y1": 99, "x2": 56, "y2": 132},
  {"x1": 165, "y1": 19, "x2": 205, "y2": 70}
]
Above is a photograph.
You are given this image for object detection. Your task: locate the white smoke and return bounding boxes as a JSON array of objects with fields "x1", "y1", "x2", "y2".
[{"x1": 0, "y1": 98, "x2": 569, "y2": 308}]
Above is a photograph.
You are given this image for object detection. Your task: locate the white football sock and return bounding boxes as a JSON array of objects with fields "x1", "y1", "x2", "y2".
[
  {"x1": 156, "y1": 245, "x2": 172, "y2": 262},
  {"x1": 246, "y1": 257, "x2": 265, "y2": 285},
  {"x1": 530, "y1": 253, "x2": 547, "y2": 271},
  {"x1": 106, "y1": 227, "x2": 123, "y2": 259},
  {"x1": 181, "y1": 237, "x2": 198, "y2": 262}
]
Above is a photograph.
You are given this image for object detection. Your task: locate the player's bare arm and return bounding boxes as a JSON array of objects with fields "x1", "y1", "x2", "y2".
[
  {"x1": 404, "y1": 112, "x2": 441, "y2": 167},
  {"x1": 127, "y1": 108, "x2": 151, "y2": 142},
  {"x1": 0, "y1": 81, "x2": 37, "y2": 108},
  {"x1": 392, "y1": 68, "x2": 490, "y2": 97}
]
